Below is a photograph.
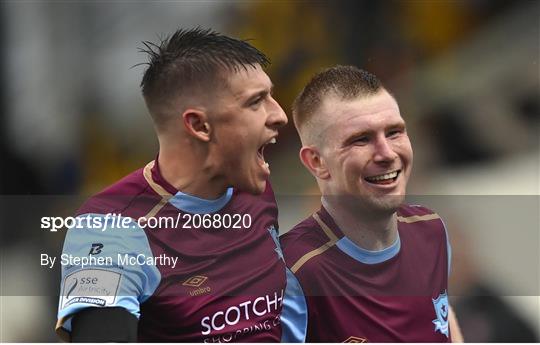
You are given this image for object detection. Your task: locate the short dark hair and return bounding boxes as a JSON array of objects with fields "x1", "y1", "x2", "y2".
[
  {"x1": 292, "y1": 65, "x2": 382, "y2": 134},
  {"x1": 139, "y1": 28, "x2": 269, "y2": 126}
]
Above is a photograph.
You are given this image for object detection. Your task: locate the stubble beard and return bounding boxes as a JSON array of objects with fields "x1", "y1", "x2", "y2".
[
  {"x1": 326, "y1": 192, "x2": 405, "y2": 219},
  {"x1": 361, "y1": 193, "x2": 405, "y2": 215}
]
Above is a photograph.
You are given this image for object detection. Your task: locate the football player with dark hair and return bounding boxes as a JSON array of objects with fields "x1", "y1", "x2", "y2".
[{"x1": 56, "y1": 28, "x2": 306, "y2": 342}]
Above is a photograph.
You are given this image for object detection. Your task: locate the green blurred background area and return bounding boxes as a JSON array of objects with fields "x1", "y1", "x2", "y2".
[{"x1": 0, "y1": 0, "x2": 538, "y2": 341}]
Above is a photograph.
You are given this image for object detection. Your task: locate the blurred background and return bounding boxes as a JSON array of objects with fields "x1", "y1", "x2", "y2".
[{"x1": 0, "y1": 0, "x2": 538, "y2": 341}]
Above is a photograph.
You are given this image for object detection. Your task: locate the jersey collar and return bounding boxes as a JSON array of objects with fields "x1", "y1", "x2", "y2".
[
  {"x1": 336, "y1": 234, "x2": 401, "y2": 265},
  {"x1": 146, "y1": 158, "x2": 233, "y2": 214},
  {"x1": 318, "y1": 205, "x2": 401, "y2": 264}
]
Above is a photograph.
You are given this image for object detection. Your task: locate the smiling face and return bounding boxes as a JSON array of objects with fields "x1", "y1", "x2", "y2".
[
  {"x1": 315, "y1": 90, "x2": 413, "y2": 213},
  {"x1": 207, "y1": 64, "x2": 288, "y2": 194}
]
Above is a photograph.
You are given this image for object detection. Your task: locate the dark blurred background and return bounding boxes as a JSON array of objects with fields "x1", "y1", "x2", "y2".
[{"x1": 0, "y1": 0, "x2": 538, "y2": 341}]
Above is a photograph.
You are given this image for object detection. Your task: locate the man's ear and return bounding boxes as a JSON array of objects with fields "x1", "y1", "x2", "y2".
[
  {"x1": 182, "y1": 109, "x2": 211, "y2": 142},
  {"x1": 299, "y1": 146, "x2": 330, "y2": 179}
]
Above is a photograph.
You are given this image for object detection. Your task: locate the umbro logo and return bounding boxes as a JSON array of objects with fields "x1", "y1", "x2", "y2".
[
  {"x1": 183, "y1": 275, "x2": 211, "y2": 296},
  {"x1": 343, "y1": 336, "x2": 367, "y2": 343},
  {"x1": 183, "y1": 275, "x2": 208, "y2": 287}
]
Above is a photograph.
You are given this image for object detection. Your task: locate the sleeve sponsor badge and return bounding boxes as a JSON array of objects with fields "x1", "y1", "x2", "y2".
[{"x1": 60, "y1": 269, "x2": 121, "y2": 309}]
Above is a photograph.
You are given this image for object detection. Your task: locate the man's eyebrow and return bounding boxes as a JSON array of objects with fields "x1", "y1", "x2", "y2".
[
  {"x1": 243, "y1": 85, "x2": 273, "y2": 105},
  {"x1": 341, "y1": 120, "x2": 406, "y2": 145},
  {"x1": 342, "y1": 129, "x2": 371, "y2": 144},
  {"x1": 385, "y1": 121, "x2": 407, "y2": 131}
]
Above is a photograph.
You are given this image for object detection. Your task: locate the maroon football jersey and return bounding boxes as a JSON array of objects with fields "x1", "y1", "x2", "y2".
[
  {"x1": 57, "y1": 160, "x2": 306, "y2": 342},
  {"x1": 280, "y1": 205, "x2": 452, "y2": 343}
]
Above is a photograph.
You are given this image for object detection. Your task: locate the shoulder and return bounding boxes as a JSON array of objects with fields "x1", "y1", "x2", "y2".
[
  {"x1": 280, "y1": 215, "x2": 330, "y2": 271},
  {"x1": 397, "y1": 204, "x2": 447, "y2": 240},
  {"x1": 397, "y1": 204, "x2": 439, "y2": 219},
  {"x1": 398, "y1": 204, "x2": 452, "y2": 275},
  {"x1": 76, "y1": 166, "x2": 159, "y2": 218}
]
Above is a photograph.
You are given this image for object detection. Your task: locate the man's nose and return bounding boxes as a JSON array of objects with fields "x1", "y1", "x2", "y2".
[
  {"x1": 267, "y1": 97, "x2": 288, "y2": 129},
  {"x1": 373, "y1": 136, "x2": 397, "y2": 163}
]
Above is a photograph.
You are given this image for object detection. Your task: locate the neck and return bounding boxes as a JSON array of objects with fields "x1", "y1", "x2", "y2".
[
  {"x1": 158, "y1": 143, "x2": 228, "y2": 200},
  {"x1": 322, "y1": 196, "x2": 398, "y2": 251}
]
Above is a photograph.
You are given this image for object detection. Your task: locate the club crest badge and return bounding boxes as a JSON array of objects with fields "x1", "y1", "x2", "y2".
[{"x1": 432, "y1": 290, "x2": 449, "y2": 337}]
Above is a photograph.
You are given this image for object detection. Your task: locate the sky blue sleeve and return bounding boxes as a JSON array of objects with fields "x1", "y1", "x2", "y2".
[
  {"x1": 281, "y1": 268, "x2": 307, "y2": 342},
  {"x1": 440, "y1": 218, "x2": 452, "y2": 278},
  {"x1": 56, "y1": 213, "x2": 161, "y2": 334}
]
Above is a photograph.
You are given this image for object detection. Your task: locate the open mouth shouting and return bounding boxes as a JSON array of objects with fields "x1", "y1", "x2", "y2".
[
  {"x1": 257, "y1": 137, "x2": 277, "y2": 174},
  {"x1": 364, "y1": 169, "x2": 401, "y2": 185}
]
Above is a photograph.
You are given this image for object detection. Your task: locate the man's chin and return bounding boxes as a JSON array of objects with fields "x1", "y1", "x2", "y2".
[
  {"x1": 255, "y1": 177, "x2": 268, "y2": 194},
  {"x1": 248, "y1": 184, "x2": 266, "y2": 195},
  {"x1": 363, "y1": 194, "x2": 405, "y2": 213}
]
